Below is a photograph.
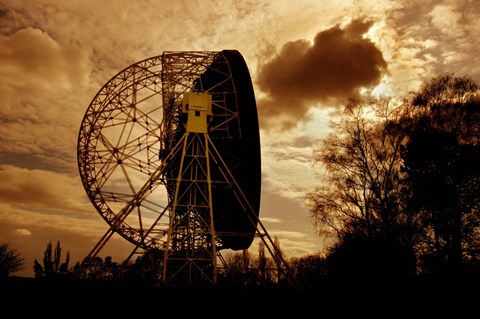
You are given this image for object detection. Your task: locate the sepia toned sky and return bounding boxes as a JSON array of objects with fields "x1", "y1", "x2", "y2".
[{"x1": 1, "y1": 0, "x2": 479, "y2": 277}]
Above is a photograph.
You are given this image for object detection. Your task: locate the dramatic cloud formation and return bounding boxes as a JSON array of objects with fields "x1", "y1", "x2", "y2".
[
  {"x1": 256, "y1": 18, "x2": 387, "y2": 130},
  {"x1": 382, "y1": 0, "x2": 480, "y2": 95}
]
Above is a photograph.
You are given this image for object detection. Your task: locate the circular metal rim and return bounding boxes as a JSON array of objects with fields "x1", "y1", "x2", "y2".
[{"x1": 77, "y1": 50, "x2": 261, "y2": 252}]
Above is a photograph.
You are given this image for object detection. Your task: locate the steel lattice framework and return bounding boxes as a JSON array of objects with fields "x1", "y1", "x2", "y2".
[{"x1": 77, "y1": 50, "x2": 294, "y2": 286}]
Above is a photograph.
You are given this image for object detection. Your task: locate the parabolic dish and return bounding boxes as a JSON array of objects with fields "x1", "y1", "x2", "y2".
[{"x1": 77, "y1": 50, "x2": 261, "y2": 252}]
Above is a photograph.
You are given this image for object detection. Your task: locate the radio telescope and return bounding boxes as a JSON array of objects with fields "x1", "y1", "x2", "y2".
[{"x1": 77, "y1": 50, "x2": 292, "y2": 286}]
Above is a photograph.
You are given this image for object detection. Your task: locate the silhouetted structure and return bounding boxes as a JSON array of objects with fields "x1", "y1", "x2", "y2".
[{"x1": 76, "y1": 50, "x2": 294, "y2": 286}]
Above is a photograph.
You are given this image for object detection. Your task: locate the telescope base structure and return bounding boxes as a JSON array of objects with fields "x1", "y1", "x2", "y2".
[{"x1": 76, "y1": 50, "x2": 296, "y2": 287}]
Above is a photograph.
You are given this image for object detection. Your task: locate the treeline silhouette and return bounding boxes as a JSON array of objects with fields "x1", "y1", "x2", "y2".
[{"x1": 306, "y1": 74, "x2": 480, "y2": 283}]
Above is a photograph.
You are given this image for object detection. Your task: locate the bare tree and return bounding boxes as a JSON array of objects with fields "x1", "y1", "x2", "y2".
[
  {"x1": 224, "y1": 249, "x2": 254, "y2": 285},
  {"x1": 254, "y1": 240, "x2": 277, "y2": 284},
  {"x1": 306, "y1": 97, "x2": 418, "y2": 275},
  {"x1": 257, "y1": 240, "x2": 267, "y2": 280},
  {"x1": 307, "y1": 98, "x2": 411, "y2": 237},
  {"x1": 307, "y1": 75, "x2": 480, "y2": 277}
]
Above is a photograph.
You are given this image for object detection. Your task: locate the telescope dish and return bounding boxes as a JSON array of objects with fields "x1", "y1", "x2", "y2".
[{"x1": 77, "y1": 50, "x2": 290, "y2": 286}]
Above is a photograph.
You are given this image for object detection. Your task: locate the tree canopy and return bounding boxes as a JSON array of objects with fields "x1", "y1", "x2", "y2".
[{"x1": 307, "y1": 74, "x2": 480, "y2": 277}]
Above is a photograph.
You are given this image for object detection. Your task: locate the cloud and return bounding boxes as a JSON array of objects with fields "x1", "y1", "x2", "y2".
[
  {"x1": 256, "y1": 18, "x2": 387, "y2": 130},
  {"x1": 260, "y1": 217, "x2": 282, "y2": 223},
  {"x1": 0, "y1": 200, "x2": 106, "y2": 244},
  {"x1": 0, "y1": 165, "x2": 92, "y2": 215},
  {"x1": 0, "y1": 27, "x2": 91, "y2": 171},
  {"x1": 15, "y1": 228, "x2": 31, "y2": 236},
  {"x1": 261, "y1": 132, "x2": 324, "y2": 202},
  {"x1": 257, "y1": 106, "x2": 332, "y2": 210},
  {"x1": 382, "y1": 0, "x2": 480, "y2": 95},
  {"x1": 258, "y1": 229, "x2": 320, "y2": 257},
  {"x1": 0, "y1": 27, "x2": 90, "y2": 93}
]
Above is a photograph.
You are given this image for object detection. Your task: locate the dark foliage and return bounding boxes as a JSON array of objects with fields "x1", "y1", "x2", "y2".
[
  {"x1": 308, "y1": 74, "x2": 480, "y2": 279},
  {"x1": 326, "y1": 234, "x2": 412, "y2": 280},
  {"x1": 0, "y1": 242, "x2": 25, "y2": 278}
]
